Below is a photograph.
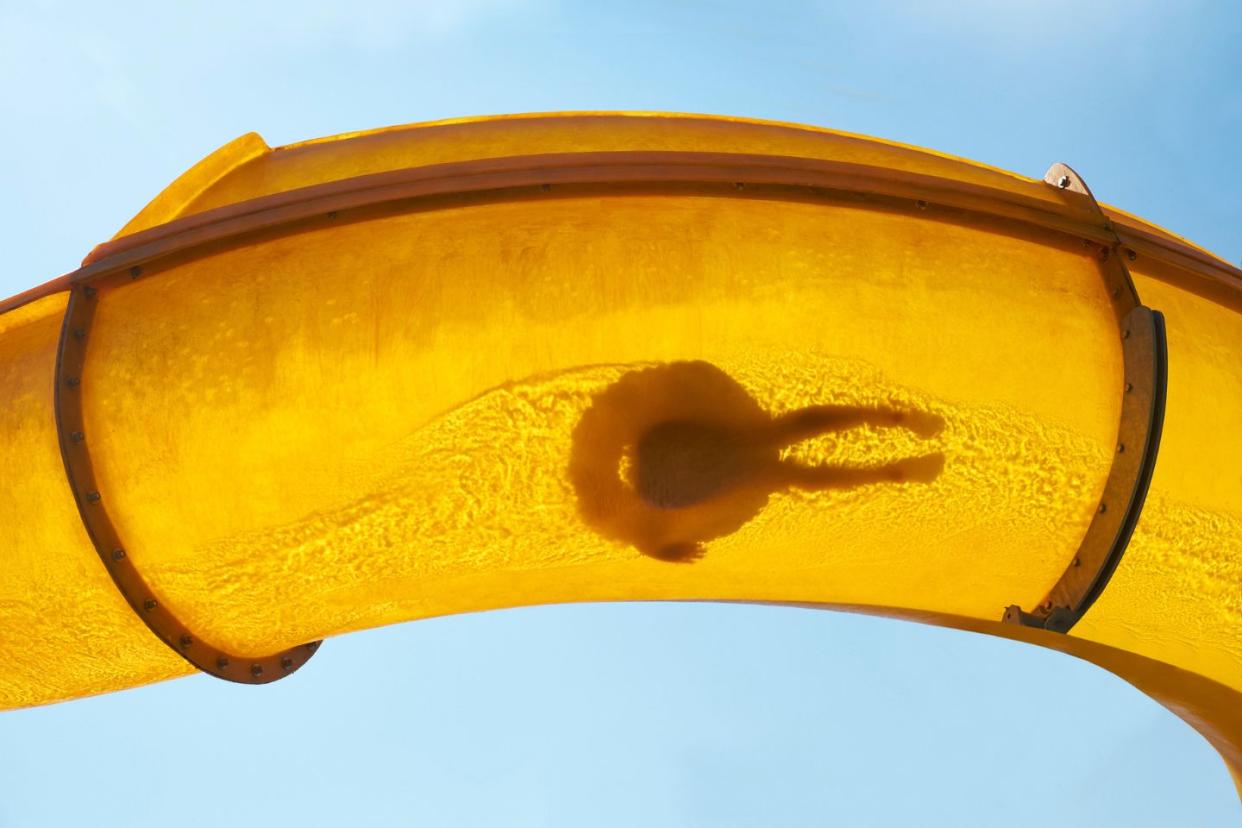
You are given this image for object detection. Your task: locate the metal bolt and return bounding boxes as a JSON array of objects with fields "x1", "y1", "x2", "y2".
[
  {"x1": 327, "y1": 210, "x2": 338, "y2": 220},
  {"x1": 72, "y1": 328, "x2": 86, "y2": 340},
  {"x1": 179, "y1": 635, "x2": 193, "y2": 649},
  {"x1": 143, "y1": 598, "x2": 157, "y2": 611},
  {"x1": 1118, "y1": 443, "x2": 1126, "y2": 453},
  {"x1": 217, "y1": 657, "x2": 230, "y2": 670},
  {"x1": 250, "y1": 664, "x2": 264, "y2": 678},
  {"x1": 83, "y1": 286, "x2": 97, "y2": 298},
  {"x1": 1073, "y1": 557, "x2": 1081, "y2": 567},
  {"x1": 281, "y1": 656, "x2": 294, "y2": 671},
  {"x1": 1099, "y1": 503, "x2": 1108, "y2": 514},
  {"x1": 305, "y1": 641, "x2": 320, "y2": 652},
  {"x1": 111, "y1": 548, "x2": 125, "y2": 561},
  {"x1": 1122, "y1": 329, "x2": 1131, "y2": 340},
  {"x1": 1126, "y1": 249, "x2": 1137, "y2": 261},
  {"x1": 1057, "y1": 175, "x2": 1071, "y2": 189},
  {"x1": 86, "y1": 491, "x2": 100, "y2": 503},
  {"x1": 129, "y1": 266, "x2": 142, "y2": 279},
  {"x1": 1125, "y1": 382, "x2": 1133, "y2": 393},
  {"x1": 65, "y1": 376, "x2": 80, "y2": 387},
  {"x1": 733, "y1": 182, "x2": 744, "y2": 190},
  {"x1": 916, "y1": 200, "x2": 928, "y2": 210},
  {"x1": 70, "y1": 431, "x2": 84, "y2": 443}
]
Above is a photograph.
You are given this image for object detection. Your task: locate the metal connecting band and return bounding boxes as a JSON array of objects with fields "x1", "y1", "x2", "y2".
[
  {"x1": 1003, "y1": 164, "x2": 1168, "y2": 633},
  {"x1": 54, "y1": 283, "x2": 321, "y2": 684}
]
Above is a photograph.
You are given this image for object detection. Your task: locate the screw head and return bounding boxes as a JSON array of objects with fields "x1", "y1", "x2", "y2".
[
  {"x1": 65, "y1": 376, "x2": 80, "y2": 387},
  {"x1": 70, "y1": 431, "x2": 84, "y2": 443},
  {"x1": 250, "y1": 664, "x2": 264, "y2": 678},
  {"x1": 1057, "y1": 175, "x2": 1071, "y2": 189},
  {"x1": 83, "y1": 286, "x2": 97, "y2": 298},
  {"x1": 86, "y1": 491, "x2": 100, "y2": 503},
  {"x1": 129, "y1": 266, "x2": 142, "y2": 279},
  {"x1": 217, "y1": 657, "x2": 230, "y2": 670},
  {"x1": 1118, "y1": 443, "x2": 1126, "y2": 453},
  {"x1": 281, "y1": 656, "x2": 294, "y2": 671},
  {"x1": 1099, "y1": 503, "x2": 1108, "y2": 514},
  {"x1": 111, "y1": 548, "x2": 125, "y2": 561},
  {"x1": 143, "y1": 598, "x2": 157, "y2": 611},
  {"x1": 179, "y1": 635, "x2": 193, "y2": 649}
]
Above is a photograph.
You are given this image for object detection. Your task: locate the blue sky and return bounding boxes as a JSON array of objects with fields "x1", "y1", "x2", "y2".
[{"x1": 1, "y1": 1, "x2": 1239, "y2": 825}]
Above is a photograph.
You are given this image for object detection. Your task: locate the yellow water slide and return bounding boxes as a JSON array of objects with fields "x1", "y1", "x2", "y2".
[{"x1": 1, "y1": 114, "x2": 1239, "y2": 789}]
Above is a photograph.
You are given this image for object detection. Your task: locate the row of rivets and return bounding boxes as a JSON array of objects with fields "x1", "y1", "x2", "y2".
[
  {"x1": 59, "y1": 281, "x2": 323, "y2": 684},
  {"x1": 75, "y1": 285, "x2": 203, "y2": 675}
]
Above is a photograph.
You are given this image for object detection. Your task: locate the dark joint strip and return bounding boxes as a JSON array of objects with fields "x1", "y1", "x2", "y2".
[
  {"x1": 53, "y1": 284, "x2": 322, "y2": 684},
  {"x1": 1003, "y1": 164, "x2": 1169, "y2": 634}
]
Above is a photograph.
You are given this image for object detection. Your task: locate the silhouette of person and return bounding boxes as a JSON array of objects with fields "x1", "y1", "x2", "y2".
[{"x1": 569, "y1": 361, "x2": 944, "y2": 562}]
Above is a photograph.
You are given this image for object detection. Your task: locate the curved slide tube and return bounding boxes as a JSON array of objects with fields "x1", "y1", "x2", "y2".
[{"x1": 1, "y1": 113, "x2": 1239, "y2": 792}]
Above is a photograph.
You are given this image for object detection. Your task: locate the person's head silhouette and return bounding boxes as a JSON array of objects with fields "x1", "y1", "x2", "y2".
[{"x1": 569, "y1": 361, "x2": 944, "y2": 562}]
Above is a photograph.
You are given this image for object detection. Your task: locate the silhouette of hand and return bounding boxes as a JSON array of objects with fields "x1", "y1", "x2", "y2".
[
  {"x1": 887, "y1": 453, "x2": 945, "y2": 483},
  {"x1": 892, "y1": 410, "x2": 945, "y2": 439}
]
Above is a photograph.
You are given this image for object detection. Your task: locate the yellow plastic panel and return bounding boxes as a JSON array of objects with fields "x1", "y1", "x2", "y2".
[
  {"x1": 111, "y1": 132, "x2": 269, "y2": 240},
  {"x1": 80, "y1": 195, "x2": 1119, "y2": 664},
  {"x1": 1075, "y1": 267, "x2": 1242, "y2": 697},
  {"x1": 173, "y1": 113, "x2": 1067, "y2": 224},
  {"x1": 0, "y1": 294, "x2": 190, "y2": 709}
]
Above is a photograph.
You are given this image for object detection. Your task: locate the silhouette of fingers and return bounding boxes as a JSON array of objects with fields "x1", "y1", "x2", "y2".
[
  {"x1": 767, "y1": 405, "x2": 944, "y2": 445},
  {"x1": 891, "y1": 410, "x2": 945, "y2": 439},
  {"x1": 887, "y1": 453, "x2": 945, "y2": 483},
  {"x1": 772, "y1": 451, "x2": 945, "y2": 490}
]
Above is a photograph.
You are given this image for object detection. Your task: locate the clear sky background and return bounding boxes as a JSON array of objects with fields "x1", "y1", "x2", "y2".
[{"x1": 1, "y1": 1, "x2": 1239, "y2": 825}]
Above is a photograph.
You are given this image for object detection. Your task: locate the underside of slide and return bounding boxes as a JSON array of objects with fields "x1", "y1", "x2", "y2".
[{"x1": 1, "y1": 113, "x2": 1239, "y2": 791}]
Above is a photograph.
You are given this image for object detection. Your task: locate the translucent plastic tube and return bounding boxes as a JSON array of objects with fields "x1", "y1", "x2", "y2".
[{"x1": 1, "y1": 113, "x2": 1238, "y2": 793}]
